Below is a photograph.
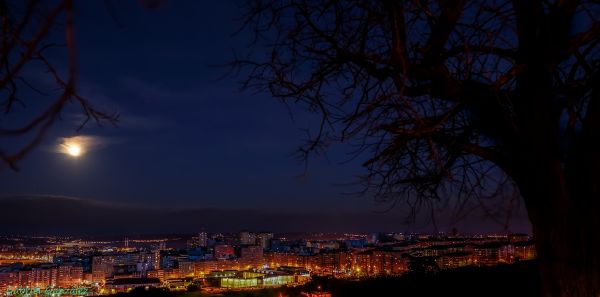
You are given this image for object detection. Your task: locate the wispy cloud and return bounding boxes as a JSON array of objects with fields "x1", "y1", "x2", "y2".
[
  {"x1": 50, "y1": 135, "x2": 119, "y2": 155},
  {"x1": 66, "y1": 112, "x2": 171, "y2": 131}
]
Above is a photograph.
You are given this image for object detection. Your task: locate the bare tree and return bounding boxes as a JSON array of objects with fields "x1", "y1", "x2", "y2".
[
  {"x1": 236, "y1": 1, "x2": 600, "y2": 296},
  {"x1": 0, "y1": 0, "x2": 116, "y2": 170}
]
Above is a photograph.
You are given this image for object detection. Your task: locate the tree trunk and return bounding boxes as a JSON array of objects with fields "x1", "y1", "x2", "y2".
[
  {"x1": 510, "y1": 9, "x2": 600, "y2": 292},
  {"x1": 515, "y1": 157, "x2": 600, "y2": 297}
]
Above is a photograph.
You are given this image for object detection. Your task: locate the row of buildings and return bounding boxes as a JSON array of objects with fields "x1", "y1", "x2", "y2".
[
  {"x1": 0, "y1": 263, "x2": 85, "y2": 292},
  {"x1": 2, "y1": 240, "x2": 535, "y2": 286},
  {"x1": 0, "y1": 232, "x2": 536, "y2": 294}
]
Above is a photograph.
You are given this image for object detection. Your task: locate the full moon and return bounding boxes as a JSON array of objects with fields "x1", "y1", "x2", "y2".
[
  {"x1": 59, "y1": 136, "x2": 94, "y2": 158},
  {"x1": 66, "y1": 144, "x2": 82, "y2": 157}
]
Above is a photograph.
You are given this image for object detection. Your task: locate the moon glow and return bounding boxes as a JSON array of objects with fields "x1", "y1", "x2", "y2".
[
  {"x1": 60, "y1": 141, "x2": 84, "y2": 157},
  {"x1": 66, "y1": 144, "x2": 82, "y2": 157}
]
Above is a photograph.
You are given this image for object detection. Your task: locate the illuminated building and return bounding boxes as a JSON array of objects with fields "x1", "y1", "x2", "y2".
[
  {"x1": 14, "y1": 264, "x2": 60, "y2": 287},
  {"x1": 392, "y1": 233, "x2": 405, "y2": 241},
  {"x1": 371, "y1": 250, "x2": 409, "y2": 275},
  {"x1": 353, "y1": 251, "x2": 372, "y2": 275},
  {"x1": 160, "y1": 254, "x2": 179, "y2": 269},
  {"x1": 368, "y1": 233, "x2": 379, "y2": 244},
  {"x1": 198, "y1": 232, "x2": 208, "y2": 247},
  {"x1": 473, "y1": 242, "x2": 512, "y2": 266},
  {"x1": 345, "y1": 239, "x2": 368, "y2": 248},
  {"x1": 307, "y1": 241, "x2": 340, "y2": 250},
  {"x1": 265, "y1": 252, "x2": 301, "y2": 267},
  {"x1": 178, "y1": 260, "x2": 192, "y2": 278},
  {"x1": 112, "y1": 263, "x2": 139, "y2": 278},
  {"x1": 214, "y1": 245, "x2": 235, "y2": 259},
  {"x1": 240, "y1": 245, "x2": 263, "y2": 268},
  {"x1": 104, "y1": 277, "x2": 162, "y2": 293},
  {"x1": 162, "y1": 267, "x2": 181, "y2": 279},
  {"x1": 423, "y1": 243, "x2": 470, "y2": 257},
  {"x1": 261, "y1": 274, "x2": 295, "y2": 286},
  {"x1": 153, "y1": 250, "x2": 161, "y2": 270},
  {"x1": 256, "y1": 233, "x2": 274, "y2": 250},
  {"x1": 207, "y1": 270, "x2": 237, "y2": 278},
  {"x1": 146, "y1": 269, "x2": 164, "y2": 280},
  {"x1": 137, "y1": 252, "x2": 157, "y2": 276},
  {"x1": 92, "y1": 253, "x2": 145, "y2": 283},
  {"x1": 514, "y1": 241, "x2": 537, "y2": 261},
  {"x1": 308, "y1": 250, "x2": 352, "y2": 275},
  {"x1": 239, "y1": 231, "x2": 256, "y2": 245},
  {"x1": 436, "y1": 252, "x2": 473, "y2": 269},
  {"x1": 163, "y1": 278, "x2": 190, "y2": 290},
  {"x1": 92, "y1": 255, "x2": 117, "y2": 283},
  {"x1": 58, "y1": 263, "x2": 83, "y2": 287},
  {"x1": 213, "y1": 269, "x2": 304, "y2": 288},
  {"x1": 186, "y1": 238, "x2": 199, "y2": 249},
  {"x1": 0, "y1": 270, "x2": 17, "y2": 292},
  {"x1": 17, "y1": 269, "x2": 34, "y2": 286},
  {"x1": 0, "y1": 233, "x2": 537, "y2": 294},
  {"x1": 193, "y1": 259, "x2": 242, "y2": 275},
  {"x1": 498, "y1": 244, "x2": 515, "y2": 264},
  {"x1": 193, "y1": 261, "x2": 214, "y2": 276},
  {"x1": 509, "y1": 234, "x2": 531, "y2": 243},
  {"x1": 220, "y1": 276, "x2": 258, "y2": 288}
]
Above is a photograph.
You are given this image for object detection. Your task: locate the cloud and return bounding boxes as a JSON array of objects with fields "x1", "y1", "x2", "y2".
[
  {"x1": 61, "y1": 79, "x2": 175, "y2": 132},
  {"x1": 66, "y1": 111, "x2": 171, "y2": 132},
  {"x1": 49, "y1": 135, "x2": 119, "y2": 155}
]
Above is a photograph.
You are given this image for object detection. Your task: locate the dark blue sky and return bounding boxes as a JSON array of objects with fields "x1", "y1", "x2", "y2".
[
  {"x1": 0, "y1": 1, "x2": 368, "y2": 210},
  {"x1": 0, "y1": 1, "x2": 531, "y2": 234}
]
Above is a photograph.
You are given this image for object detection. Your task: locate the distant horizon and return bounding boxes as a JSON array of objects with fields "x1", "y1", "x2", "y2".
[
  {"x1": 0, "y1": 231, "x2": 533, "y2": 238},
  {"x1": 0, "y1": 194, "x2": 532, "y2": 236}
]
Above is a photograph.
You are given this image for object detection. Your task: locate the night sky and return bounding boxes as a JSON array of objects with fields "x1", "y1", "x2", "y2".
[{"x1": 0, "y1": 1, "x2": 531, "y2": 235}]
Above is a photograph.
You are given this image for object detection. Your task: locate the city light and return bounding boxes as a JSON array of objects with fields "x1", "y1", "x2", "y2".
[{"x1": 0, "y1": 231, "x2": 536, "y2": 294}]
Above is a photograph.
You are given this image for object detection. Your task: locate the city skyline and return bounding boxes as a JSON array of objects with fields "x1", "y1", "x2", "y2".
[{"x1": 0, "y1": 230, "x2": 537, "y2": 295}]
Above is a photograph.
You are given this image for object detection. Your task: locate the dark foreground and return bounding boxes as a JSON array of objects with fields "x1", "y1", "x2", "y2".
[{"x1": 115, "y1": 261, "x2": 541, "y2": 297}]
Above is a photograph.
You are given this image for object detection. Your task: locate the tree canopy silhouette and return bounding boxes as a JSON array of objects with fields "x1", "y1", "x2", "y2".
[{"x1": 236, "y1": 1, "x2": 600, "y2": 296}]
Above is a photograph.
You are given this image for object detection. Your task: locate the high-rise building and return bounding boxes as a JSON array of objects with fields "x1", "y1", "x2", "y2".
[
  {"x1": 92, "y1": 255, "x2": 117, "y2": 283},
  {"x1": 58, "y1": 263, "x2": 83, "y2": 287},
  {"x1": 31, "y1": 265, "x2": 59, "y2": 287},
  {"x1": 240, "y1": 231, "x2": 256, "y2": 245},
  {"x1": 0, "y1": 270, "x2": 17, "y2": 292},
  {"x1": 178, "y1": 260, "x2": 194, "y2": 277},
  {"x1": 198, "y1": 231, "x2": 208, "y2": 247},
  {"x1": 153, "y1": 249, "x2": 161, "y2": 270},
  {"x1": 240, "y1": 245, "x2": 263, "y2": 268},
  {"x1": 256, "y1": 232, "x2": 274, "y2": 250}
]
